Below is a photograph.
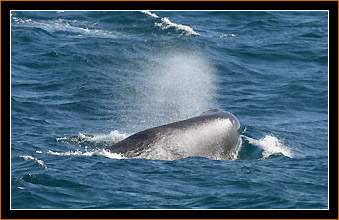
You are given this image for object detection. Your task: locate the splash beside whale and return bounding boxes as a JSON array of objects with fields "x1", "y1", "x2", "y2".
[{"x1": 107, "y1": 109, "x2": 241, "y2": 160}]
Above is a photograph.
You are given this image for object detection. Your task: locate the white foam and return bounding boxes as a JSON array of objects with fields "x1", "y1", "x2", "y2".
[
  {"x1": 11, "y1": 16, "x2": 118, "y2": 39},
  {"x1": 12, "y1": 17, "x2": 32, "y2": 24},
  {"x1": 45, "y1": 149, "x2": 125, "y2": 159},
  {"x1": 243, "y1": 135, "x2": 293, "y2": 159},
  {"x1": 140, "y1": 10, "x2": 159, "y2": 18},
  {"x1": 219, "y1": 33, "x2": 236, "y2": 38},
  {"x1": 155, "y1": 17, "x2": 199, "y2": 36},
  {"x1": 20, "y1": 155, "x2": 47, "y2": 168},
  {"x1": 140, "y1": 10, "x2": 198, "y2": 36},
  {"x1": 51, "y1": 131, "x2": 128, "y2": 159}
]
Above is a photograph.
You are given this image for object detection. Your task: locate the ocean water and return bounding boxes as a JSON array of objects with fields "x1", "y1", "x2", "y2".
[{"x1": 10, "y1": 11, "x2": 329, "y2": 209}]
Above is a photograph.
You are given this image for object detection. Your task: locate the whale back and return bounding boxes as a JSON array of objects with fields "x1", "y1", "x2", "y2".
[{"x1": 109, "y1": 109, "x2": 241, "y2": 160}]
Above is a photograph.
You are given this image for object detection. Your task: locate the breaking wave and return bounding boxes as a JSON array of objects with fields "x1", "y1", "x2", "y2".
[
  {"x1": 11, "y1": 15, "x2": 119, "y2": 39},
  {"x1": 141, "y1": 10, "x2": 199, "y2": 36},
  {"x1": 20, "y1": 155, "x2": 47, "y2": 169},
  {"x1": 242, "y1": 134, "x2": 293, "y2": 159}
]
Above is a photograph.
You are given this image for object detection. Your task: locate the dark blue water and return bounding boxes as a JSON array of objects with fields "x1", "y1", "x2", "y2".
[{"x1": 11, "y1": 11, "x2": 328, "y2": 209}]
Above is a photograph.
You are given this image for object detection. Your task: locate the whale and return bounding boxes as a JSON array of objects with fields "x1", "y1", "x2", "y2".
[{"x1": 107, "y1": 109, "x2": 241, "y2": 160}]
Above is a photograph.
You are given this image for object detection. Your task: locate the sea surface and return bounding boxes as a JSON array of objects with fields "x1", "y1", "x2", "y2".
[{"x1": 11, "y1": 11, "x2": 328, "y2": 209}]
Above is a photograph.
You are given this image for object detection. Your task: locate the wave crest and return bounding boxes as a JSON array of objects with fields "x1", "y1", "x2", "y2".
[
  {"x1": 20, "y1": 155, "x2": 47, "y2": 168},
  {"x1": 155, "y1": 17, "x2": 199, "y2": 36},
  {"x1": 242, "y1": 135, "x2": 293, "y2": 159},
  {"x1": 141, "y1": 11, "x2": 199, "y2": 36}
]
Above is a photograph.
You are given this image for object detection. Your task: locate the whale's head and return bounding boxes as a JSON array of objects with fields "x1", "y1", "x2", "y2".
[{"x1": 201, "y1": 109, "x2": 241, "y2": 133}]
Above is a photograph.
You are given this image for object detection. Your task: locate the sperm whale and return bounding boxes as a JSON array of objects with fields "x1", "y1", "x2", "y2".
[{"x1": 107, "y1": 109, "x2": 241, "y2": 160}]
